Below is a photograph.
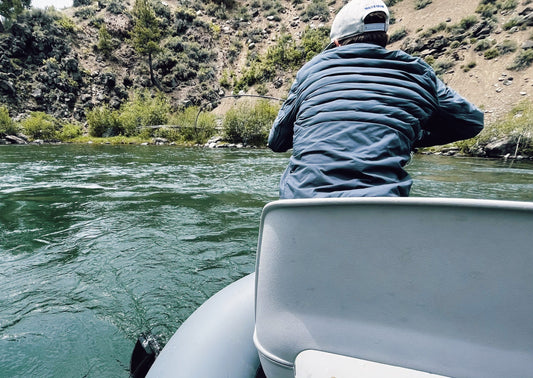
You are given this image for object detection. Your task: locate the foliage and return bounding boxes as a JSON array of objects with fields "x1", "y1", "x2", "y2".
[
  {"x1": 118, "y1": 90, "x2": 170, "y2": 136},
  {"x1": 234, "y1": 27, "x2": 329, "y2": 92},
  {"x1": 58, "y1": 122, "x2": 83, "y2": 141},
  {"x1": 0, "y1": 0, "x2": 31, "y2": 25},
  {"x1": 484, "y1": 48, "x2": 499, "y2": 59},
  {"x1": 166, "y1": 106, "x2": 217, "y2": 143},
  {"x1": 132, "y1": 0, "x2": 163, "y2": 88},
  {"x1": 300, "y1": 0, "x2": 329, "y2": 22},
  {"x1": 222, "y1": 100, "x2": 280, "y2": 146},
  {"x1": 389, "y1": 27, "x2": 408, "y2": 43},
  {"x1": 87, "y1": 90, "x2": 171, "y2": 137},
  {"x1": 73, "y1": 0, "x2": 93, "y2": 6},
  {"x1": 431, "y1": 56, "x2": 455, "y2": 75},
  {"x1": 86, "y1": 105, "x2": 121, "y2": 137},
  {"x1": 20, "y1": 112, "x2": 59, "y2": 141},
  {"x1": 414, "y1": 0, "x2": 432, "y2": 10},
  {"x1": 447, "y1": 15, "x2": 478, "y2": 35},
  {"x1": 474, "y1": 38, "x2": 493, "y2": 51},
  {"x1": 462, "y1": 61, "x2": 477, "y2": 72},
  {"x1": 107, "y1": 0, "x2": 126, "y2": 14},
  {"x1": 475, "y1": 100, "x2": 533, "y2": 155},
  {"x1": 97, "y1": 25, "x2": 114, "y2": 57},
  {"x1": 496, "y1": 39, "x2": 517, "y2": 55},
  {"x1": 55, "y1": 14, "x2": 78, "y2": 33},
  {"x1": 508, "y1": 49, "x2": 533, "y2": 70},
  {"x1": 0, "y1": 106, "x2": 18, "y2": 136}
]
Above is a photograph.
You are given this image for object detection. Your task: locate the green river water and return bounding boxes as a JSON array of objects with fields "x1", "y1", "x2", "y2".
[{"x1": 0, "y1": 144, "x2": 532, "y2": 377}]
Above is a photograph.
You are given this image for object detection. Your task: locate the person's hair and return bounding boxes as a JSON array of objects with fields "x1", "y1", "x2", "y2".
[{"x1": 338, "y1": 12, "x2": 389, "y2": 48}]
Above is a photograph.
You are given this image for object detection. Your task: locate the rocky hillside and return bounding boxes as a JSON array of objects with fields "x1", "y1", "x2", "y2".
[{"x1": 1, "y1": 0, "x2": 533, "y2": 127}]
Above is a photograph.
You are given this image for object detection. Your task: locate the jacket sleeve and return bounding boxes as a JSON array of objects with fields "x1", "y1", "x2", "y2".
[
  {"x1": 415, "y1": 78, "x2": 484, "y2": 148},
  {"x1": 268, "y1": 79, "x2": 300, "y2": 152}
]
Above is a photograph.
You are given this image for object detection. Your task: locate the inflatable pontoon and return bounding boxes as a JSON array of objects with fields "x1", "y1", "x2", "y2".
[{"x1": 131, "y1": 197, "x2": 533, "y2": 378}]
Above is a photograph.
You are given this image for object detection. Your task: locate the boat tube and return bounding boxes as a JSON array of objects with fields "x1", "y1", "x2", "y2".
[
  {"x1": 145, "y1": 272, "x2": 261, "y2": 378},
  {"x1": 136, "y1": 197, "x2": 533, "y2": 378}
]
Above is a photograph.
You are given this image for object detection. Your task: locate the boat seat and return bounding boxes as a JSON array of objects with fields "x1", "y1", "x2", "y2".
[{"x1": 253, "y1": 197, "x2": 533, "y2": 378}]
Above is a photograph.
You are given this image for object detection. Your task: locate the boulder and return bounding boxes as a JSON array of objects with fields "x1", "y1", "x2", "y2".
[{"x1": 484, "y1": 137, "x2": 518, "y2": 157}]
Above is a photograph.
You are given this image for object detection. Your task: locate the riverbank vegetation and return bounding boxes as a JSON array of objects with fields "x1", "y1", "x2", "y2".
[
  {"x1": 1, "y1": 0, "x2": 533, "y2": 157},
  {"x1": 2, "y1": 94, "x2": 533, "y2": 159}
]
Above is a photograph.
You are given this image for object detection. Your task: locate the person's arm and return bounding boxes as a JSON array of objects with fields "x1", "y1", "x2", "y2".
[
  {"x1": 415, "y1": 78, "x2": 484, "y2": 148},
  {"x1": 268, "y1": 80, "x2": 300, "y2": 152}
]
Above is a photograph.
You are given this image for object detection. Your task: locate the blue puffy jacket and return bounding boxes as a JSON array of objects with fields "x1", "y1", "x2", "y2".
[{"x1": 268, "y1": 43, "x2": 484, "y2": 198}]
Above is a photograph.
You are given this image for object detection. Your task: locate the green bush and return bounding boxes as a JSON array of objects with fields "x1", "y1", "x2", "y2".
[
  {"x1": 389, "y1": 27, "x2": 408, "y2": 43},
  {"x1": 58, "y1": 123, "x2": 83, "y2": 141},
  {"x1": 496, "y1": 39, "x2": 517, "y2": 55},
  {"x1": 300, "y1": 0, "x2": 329, "y2": 22},
  {"x1": 462, "y1": 61, "x2": 477, "y2": 72},
  {"x1": 476, "y1": 100, "x2": 533, "y2": 155},
  {"x1": 118, "y1": 91, "x2": 170, "y2": 135},
  {"x1": 167, "y1": 106, "x2": 216, "y2": 144},
  {"x1": 234, "y1": 27, "x2": 329, "y2": 91},
  {"x1": 508, "y1": 49, "x2": 533, "y2": 70},
  {"x1": 86, "y1": 106, "x2": 121, "y2": 137},
  {"x1": 432, "y1": 56, "x2": 455, "y2": 75},
  {"x1": 484, "y1": 48, "x2": 499, "y2": 60},
  {"x1": 414, "y1": 0, "x2": 432, "y2": 10},
  {"x1": 500, "y1": 0, "x2": 518, "y2": 10},
  {"x1": 474, "y1": 38, "x2": 492, "y2": 51},
  {"x1": 20, "y1": 112, "x2": 59, "y2": 141},
  {"x1": 0, "y1": 106, "x2": 18, "y2": 136},
  {"x1": 222, "y1": 100, "x2": 279, "y2": 146},
  {"x1": 476, "y1": 4, "x2": 497, "y2": 18}
]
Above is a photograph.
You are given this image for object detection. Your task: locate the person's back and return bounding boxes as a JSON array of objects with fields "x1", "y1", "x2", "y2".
[{"x1": 268, "y1": 0, "x2": 483, "y2": 199}]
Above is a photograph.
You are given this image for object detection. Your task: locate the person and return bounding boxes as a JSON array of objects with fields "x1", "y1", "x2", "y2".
[{"x1": 268, "y1": 0, "x2": 484, "y2": 199}]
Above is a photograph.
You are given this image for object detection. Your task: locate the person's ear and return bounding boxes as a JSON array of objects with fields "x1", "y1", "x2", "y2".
[{"x1": 334, "y1": 39, "x2": 340, "y2": 47}]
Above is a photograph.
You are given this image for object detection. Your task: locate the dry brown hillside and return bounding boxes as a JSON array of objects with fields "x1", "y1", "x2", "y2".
[
  {"x1": 207, "y1": 0, "x2": 533, "y2": 124},
  {"x1": 388, "y1": 0, "x2": 533, "y2": 125},
  {"x1": 3, "y1": 0, "x2": 532, "y2": 128}
]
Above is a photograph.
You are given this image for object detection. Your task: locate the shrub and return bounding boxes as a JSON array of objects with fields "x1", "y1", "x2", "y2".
[
  {"x1": 474, "y1": 38, "x2": 492, "y2": 51},
  {"x1": 476, "y1": 100, "x2": 533, "y2": 155},
  {"x1": 20, "y1": 112, "x2": 59, "y2": 141},
  {"x1": 503, "y1": 17, "x2": 519, "y2": 30},
  {"x1": 508, "y1": 49, "x2": 533, "y2": 70},
  {"x1": 476, "y1": 4, "x2": 497, "y2": 19},
  {"x1": 117, "y1": 90, "x2": 171, "y2": 136},
  {"x1": 389, "y1": 27, "x2": 408, "y2": 43},
  {"x1": 300, "y1": 0, "x2": 329, "y2": 22},
  {"x1": 97, "y1": 25, "x2": 114, "y2": 57},
  {"x1": 0, "y1": 106, "x2": 18, "y2": 136},
  {"x1": 55, "y1": 15, "x2": 78, "y2": 33},
  {"x1": 414, "y1": 0, "x2": 432, "y2": 10},
  {"x1": 500, "y1": 0, "x2": 518, "y2": 10},
  {"x1": 86, "y1": 106, "x2": 121, "y2": 137},
  {"x1": 222, "y1": 100, "x2": 279, "y2": 146},
  {"x1": 496, "y1": 39, "x2": 517, "y2": 55},
  {"x1": 462, "y1": 61, "x2": 477, "y2": 72},
  {"x1": 58, "y1": 123, "x2": 83, "y2": 141},
  {"x1": 432, "y1": 56, "x2": 455, "y2": 75},
  {"x1": 107, "y1": 0, "x2": 126, "y2": 14},
  {"x1": 234, "y1": 27, "x2": 328, "y2": 91},
  {"x1": 484, "y1": 48, "x2": 499, "y2": 59},
  {"x1": 167, "y1": 106, "x2": 216, "y2": 144}
]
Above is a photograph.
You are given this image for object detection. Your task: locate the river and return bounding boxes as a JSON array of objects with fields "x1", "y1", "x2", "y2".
[{"x1": 0, "y1": 144, "x2": 532, "y2": 377}]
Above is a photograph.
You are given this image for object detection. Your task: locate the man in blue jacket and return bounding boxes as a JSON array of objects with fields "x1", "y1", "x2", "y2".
[{"x1": 268, "y1": 0, "x2": 484, "y2": 198}]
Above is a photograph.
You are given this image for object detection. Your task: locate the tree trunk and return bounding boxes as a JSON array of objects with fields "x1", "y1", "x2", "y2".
[{"x1": 148, "y1": 52, "x2": 162, "y2": 91}]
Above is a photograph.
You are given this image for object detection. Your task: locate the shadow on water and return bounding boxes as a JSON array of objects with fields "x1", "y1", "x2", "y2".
[{"x1": 0, "y1": 145, "x2": 532, "y2": 376}]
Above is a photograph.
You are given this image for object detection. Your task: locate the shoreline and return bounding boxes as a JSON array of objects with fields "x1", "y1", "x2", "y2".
[{"x1": 1, "y1": 134, "x2": 532, "y2": 161}]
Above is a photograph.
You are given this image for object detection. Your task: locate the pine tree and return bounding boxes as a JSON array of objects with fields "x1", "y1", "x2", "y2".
[
  {"x1": 131, "y1": 0, "x2": 162, "y2": 89},
  {"x1": 0, "y1": 0, "x2": 31, "y2": 30}
]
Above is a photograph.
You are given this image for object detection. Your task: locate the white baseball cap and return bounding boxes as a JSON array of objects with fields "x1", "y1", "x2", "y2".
[{"x1": 329, "y1": 0, "x2": 389, "y2": 44}]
